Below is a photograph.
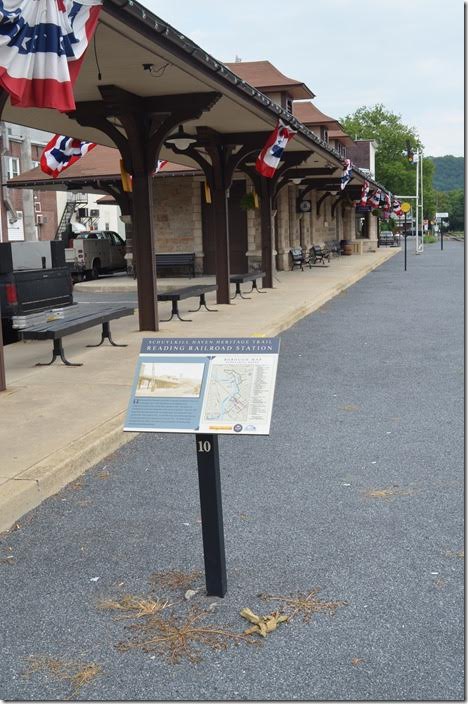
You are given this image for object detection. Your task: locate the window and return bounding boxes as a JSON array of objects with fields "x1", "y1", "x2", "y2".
[
  {"x1": 320, "y1": 127, "x2": 328, "y2": 143},
  {"x1": 110, "y1": 232, "x2": 124, "y2": 246},
  {"x1": 32, "y1": 160, "x2": 39, "y2": 168},
  {"x1": 7, "y1": 157, "x2": 20, "y2": 179}
]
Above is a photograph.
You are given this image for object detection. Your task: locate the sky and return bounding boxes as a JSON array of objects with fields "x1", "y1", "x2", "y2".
[{"x1": 145, "y1": 0, "x2": 464, "y2": 157}]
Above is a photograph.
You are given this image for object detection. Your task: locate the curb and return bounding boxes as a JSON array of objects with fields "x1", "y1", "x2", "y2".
[
  {"x1": 0, "y1": 248, "x2": 397, "y2": 534},
  {"x1": 0, "y1": 414, "x2": 137, "y2": 534},
  {"x1": 260, "y1": 249, "x2": 398, "y2": 337}
]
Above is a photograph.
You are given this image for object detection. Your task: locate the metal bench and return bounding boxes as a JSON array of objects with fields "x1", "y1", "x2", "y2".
[
  {"x1": 19, "y1": 303, "x2": 134, "y2": 366},
  {"x1": 157, "y1": 284, "x2": 218, "y2": 322},
  {"x1": 290, "y1": 248, "x2": 308, "y2": 271},
  {"x1": 328, "y1": 240, "x2": 342, "y2": 257},
  {"x1": 230, "y1": 271, "x2": 266, "y2": 300},
  {"x1": 155, "y1": 252, "x2": 196, "y2": 278},
  {"x1": 309, "y1": 245, "x2": 330, "y2": 266}
]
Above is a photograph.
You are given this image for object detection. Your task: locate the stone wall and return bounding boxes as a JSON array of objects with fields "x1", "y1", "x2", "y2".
[{"x1": 153, "y1": 176, "x2": 203, "y2": 270}]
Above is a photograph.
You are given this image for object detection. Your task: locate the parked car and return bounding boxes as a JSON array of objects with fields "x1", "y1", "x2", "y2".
[{"x1": 378, "y1": 232, "x2": 395, "y2": 246}]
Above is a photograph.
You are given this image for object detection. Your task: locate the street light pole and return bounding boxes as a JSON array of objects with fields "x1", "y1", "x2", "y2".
[{"x1": 420, "y1": 149, "x2": 424, "y2": 252}]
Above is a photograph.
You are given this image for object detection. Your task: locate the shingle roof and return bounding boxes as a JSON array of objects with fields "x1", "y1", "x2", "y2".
[
  {"x1": 224, "y1": 60, "x2": 315, "y2": 100},
  {"x1": 292, "y1": 101, "x2": 339, "y2": 129},
  {"x1": 7, "y1": 146, "x2": 194, "y2": 187}
]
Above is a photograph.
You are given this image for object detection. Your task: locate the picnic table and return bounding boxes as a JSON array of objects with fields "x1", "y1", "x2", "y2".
[
  {"x1": 230, "y1": 271, "x2": 266, "y2": 300},
  {"x1": 157, "y1": 284, "x2": 218, "y2": 322},
  {"x1": 19, "y1": 303, "x2": 134, "y2": 366}
]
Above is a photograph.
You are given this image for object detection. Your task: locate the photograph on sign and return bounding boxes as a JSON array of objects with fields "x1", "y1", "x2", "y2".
[{"x1": 124, "y1": 338, "x2": 280, "y2": 435}]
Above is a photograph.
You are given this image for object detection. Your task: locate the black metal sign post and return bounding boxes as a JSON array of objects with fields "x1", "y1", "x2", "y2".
[
  {"x1": 195, "y1": 433, "x2": 227, "y2": 597},
  {"x1": 441, "y1": 223, "x2": 444, "y2": 250},
  {"x1": 404, "y1": 212, "x2": 408, "y2": 271}
]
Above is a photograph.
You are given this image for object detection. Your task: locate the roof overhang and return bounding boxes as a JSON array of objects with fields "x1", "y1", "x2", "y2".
[{"x1": 0, "y1": 0, "x2": 350, "y2": 174}]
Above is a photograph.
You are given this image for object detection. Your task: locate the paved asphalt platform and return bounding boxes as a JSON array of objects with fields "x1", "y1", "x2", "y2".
[{"x1": 0, "y1": 242, "x2": 464, "y2": 701}]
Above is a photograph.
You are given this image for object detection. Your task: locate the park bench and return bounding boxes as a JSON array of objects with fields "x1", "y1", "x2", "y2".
[
  {"x1": 155, "y1": 252, "x2": 196, "y2": 278},
  {"x1": 18, "y1": 302, "x2": 135, "y2": 366},
  {"x1": 290, "y1": 248, "x2": 308, "y2": 271},
  {"x1": 157, "y1": 284, "x2": 217, "y2": 322},
  {"x1": 309, "y1": 244, "x2": 330, "y2": 265},
  {"x1": 328, "y1": 240, "x2": 341, "y2": 257},
  {"x1": 230, "y1": 271, "x2": 266, "y2": 299}
]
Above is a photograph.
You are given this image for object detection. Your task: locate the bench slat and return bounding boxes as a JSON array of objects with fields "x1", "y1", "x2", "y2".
[
  {"x1": 230, "y1": 271, "x2": 265, "y2": 284},
  {"x1": 20, "y1": 304, "x2": 134, "y2": 340},
  {"x1": 157, "y1": 284, "x2": 217, "y2": 301}
]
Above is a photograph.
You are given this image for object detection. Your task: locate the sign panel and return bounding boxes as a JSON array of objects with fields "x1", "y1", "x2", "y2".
[
  {"x1": 435, "y1": 212, "x2": 449, "y2": 220},
  {"x1": 401, "y1": 202, "x2": 411, "y2": 213},
  {"x1": 125, "y1": 338, "x2": 280, "y2": 435}
]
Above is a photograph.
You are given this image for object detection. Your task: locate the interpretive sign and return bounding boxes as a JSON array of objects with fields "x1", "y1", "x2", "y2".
[{"x1": 124, "y1": 337, "x2": 280, "y2": 435}]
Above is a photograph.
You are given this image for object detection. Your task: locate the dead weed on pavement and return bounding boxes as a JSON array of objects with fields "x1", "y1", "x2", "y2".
[
  {"x1": 363, "y1": 485, "x2": 413, "y2": 500},
  {"x1": 98, "y1": 594, "x2": 172, "y2": 619},
  {"x1": 23, "y1": 656, "x2": 102, "y2": 699},
  {"x1": 258, "y1": 588, "x2": 348, "y2": 623},
  {"x1": 115, "y1": 606, "x2": 255, "y2": 664}
]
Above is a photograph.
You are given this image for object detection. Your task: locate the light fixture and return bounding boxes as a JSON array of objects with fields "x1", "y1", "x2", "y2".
[
  {"x1": 291, "y1": 177, "x2": 302, "y2": 185},
  {"x1": 164, "y1": 125, "x2": 197, "y2": 150}
]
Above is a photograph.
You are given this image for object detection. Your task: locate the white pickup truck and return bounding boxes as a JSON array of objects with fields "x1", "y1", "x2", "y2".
[{"x1": 64, "y1": 230, "x2": 127, "y2": 281}]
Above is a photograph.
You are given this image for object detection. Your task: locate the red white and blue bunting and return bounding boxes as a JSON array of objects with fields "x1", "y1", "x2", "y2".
[
  {"x1": 40, "y1": 134, "x2": 96, "y2": 178},
  {"x1": 0, "y1": 0, "x2": 102, "y2": 111},
  {"x1": 359, "y1": 180, "x2": 369, "y2": 206},
  {"x1": 368, "y1": 189, "x2": 381, "y2": 208},
  {"x1": 392, "y1": 197, "x2": 403, "y2": 217},
  {"x1": 340, "y1": 158, "x2": 352, "y2": 190},
  {"x1": 153, "y1": 160, "x2": 168, "y2": 175},
  {"x1": 255, "y1": 119, "x2": 296, "y2": 178}
]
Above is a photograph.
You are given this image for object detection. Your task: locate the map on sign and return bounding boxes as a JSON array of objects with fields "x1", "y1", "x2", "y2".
[
  {"x1": 203, "y1": 365, "x2": 254, "y2": 423},
  {"x1": 124, "y1": 338, "x2": 280, "y2": 435}
]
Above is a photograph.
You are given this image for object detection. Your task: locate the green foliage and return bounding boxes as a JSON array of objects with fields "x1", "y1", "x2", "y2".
[
  {"x1": 430, "y1": 156, "x2": 464, "y2": 191},
  {"x1": 434, "y1": 188, "x2": 464, "y2": 230},
  {"x1": 423, "y1": 235, "x2": 437, "y2": 244},
  {"x1": 341, "y1": 104, "x2": 436, "y2": 218}
]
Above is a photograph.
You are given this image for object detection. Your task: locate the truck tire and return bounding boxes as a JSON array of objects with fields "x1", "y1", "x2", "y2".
[{"x1": 86, "y1": 259, "x2": 101, "y2": 280}]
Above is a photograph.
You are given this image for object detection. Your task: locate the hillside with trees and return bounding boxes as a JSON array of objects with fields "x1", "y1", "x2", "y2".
[
  {"x1": 430, "y1": 156, "x2": 464, "y2": 191},
  {"x1": 340, "y1": 104, "x2": 435, "y2": 217}
]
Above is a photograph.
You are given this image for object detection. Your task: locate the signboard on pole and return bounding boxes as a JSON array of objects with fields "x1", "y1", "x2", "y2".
[
  {"x1": 401, "y1": 202, "x2": 411, "y2": 213},
  {"x1": 125, "y1": 337, "x2": 280, "y2": 435},
  {"x1": 435, "y1": 212, "x2": 449, "y2": 220}
]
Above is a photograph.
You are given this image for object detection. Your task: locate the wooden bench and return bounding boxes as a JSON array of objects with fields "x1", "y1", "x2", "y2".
[
  {"x1": 19, "y1": 303, "x2": 134, "y2": 366},
  {"x1": 157, "y1": 284, "x2": 217, "y2": 322},
  {"x1": 155, "y1": 252, "x2": 196, "y2": 278},
  {"x1": 230, "y1": 271, "x2": 266, "y2": 300}
]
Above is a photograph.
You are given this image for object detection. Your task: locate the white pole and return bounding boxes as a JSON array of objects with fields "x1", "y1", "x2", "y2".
[
  {"x1": 420, "y1": 151, "x2": 424, "y2": 252},
  {"x1": 415, "y1": 148, "x2": 420, "y2": 253}
]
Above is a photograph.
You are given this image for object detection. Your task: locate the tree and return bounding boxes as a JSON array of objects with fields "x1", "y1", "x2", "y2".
[{"x1": 341, "y1": 104, "x2": 435, "y2": 218}]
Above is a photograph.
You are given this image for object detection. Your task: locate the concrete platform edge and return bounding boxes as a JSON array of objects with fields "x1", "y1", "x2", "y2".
[{"x1": 1, "y1": 413, "x2": 137, "y2": 534}]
